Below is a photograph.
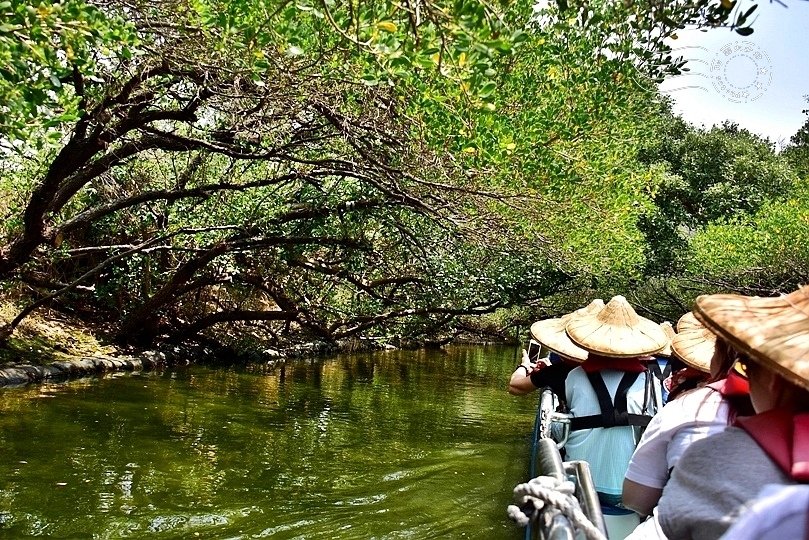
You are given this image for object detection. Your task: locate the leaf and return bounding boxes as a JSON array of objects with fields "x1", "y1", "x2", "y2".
[
  {"x1": 478, "y1": 81, "x2": 496, "y2": 98},
  {"x1": 361, "y1": 74, "x2": 379, "y2": 86},
  {"x1": 377, "y1": 21, "x2": 397, "y2": 33},
  {"x1": 735, "y1": 26, "x2": 754, "y2": 36}
]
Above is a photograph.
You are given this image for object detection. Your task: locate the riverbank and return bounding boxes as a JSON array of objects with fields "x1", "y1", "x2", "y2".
[
  {"x1": 0, "y1": 300, "x2": 513, "y2": 387},
  {"x1": 0, "y1": 301, "x2": 159, "y2": 386}
]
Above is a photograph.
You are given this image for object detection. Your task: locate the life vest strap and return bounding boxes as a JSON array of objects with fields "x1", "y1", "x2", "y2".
[
  {"x1": 647, "y1": 360, "x2": 672, "y2": 382},
  {"x1": 569, "y1": 371, "x2": 653, "y2": 431},
  {"x1": 570, "y1": 413, "x2": 652, "y2": 430}
]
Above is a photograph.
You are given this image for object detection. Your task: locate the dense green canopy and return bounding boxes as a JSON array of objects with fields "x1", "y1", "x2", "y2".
[{"x1": 0, "y1": 0, "x2": 805, "y2": 352}]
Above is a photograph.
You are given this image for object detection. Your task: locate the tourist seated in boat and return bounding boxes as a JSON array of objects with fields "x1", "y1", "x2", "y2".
[
  {"x1": 646, "y1": 321, "x2": 684, "y2": 404},
  {"x1": 622, "y1": 312, "x2": 752, "y2": 524},
  {"x1": 508, "y1": 299, "x2": 604, "y2": 405},
  {"x1": 639, "y1": 286, "x2": 809, "y2": 540},
  {"x1": 561, "y1": 295, "x2": 667, "y2": 538},
  {"x1": 662, "y1": 312, "x2": 716, "y2": 402}
]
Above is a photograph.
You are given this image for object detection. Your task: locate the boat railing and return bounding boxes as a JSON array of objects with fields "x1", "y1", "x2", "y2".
[{"x1": 521, "y1": 388, "x2": 608, "y2": 540}]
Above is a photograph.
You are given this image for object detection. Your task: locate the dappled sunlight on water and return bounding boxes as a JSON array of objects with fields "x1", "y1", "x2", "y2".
[{"x1": 0, "y1": 345, "x2": 538, "y2": 538}]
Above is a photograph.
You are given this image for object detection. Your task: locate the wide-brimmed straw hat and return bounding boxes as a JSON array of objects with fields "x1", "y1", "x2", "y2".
[
  {"x1": 565, "y1": 295, "x2": 669, "y2": 358},
  {"x1": 671, "y1": 312, "x2": 716, "y2": 373},
  {"x1": 657, "y1": 321, "x2": 676, "y2": 358},
  {"x1": 676, "y1": 312, "x2": 702, "y2": 333},
  {"x1": 530, "y1": 299, "x2": 605, "y2": 362},
  {"x1": 694, "y1": 286, "x2": 809, "y2": 391}
]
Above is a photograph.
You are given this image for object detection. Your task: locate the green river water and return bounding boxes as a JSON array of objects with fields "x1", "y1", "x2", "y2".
[{"x1": 0, "y1": 345, "x2": 539, "y2": 539}]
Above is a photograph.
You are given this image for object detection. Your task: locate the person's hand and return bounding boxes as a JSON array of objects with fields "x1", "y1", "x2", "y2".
[{"x1": 520, "y1": 350, "x2": 536, "y2": 371}]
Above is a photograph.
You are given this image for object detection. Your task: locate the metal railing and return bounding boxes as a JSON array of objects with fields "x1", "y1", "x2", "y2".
[{"x1": 525, "y1": 388, "x2": 608, "y2": 540}]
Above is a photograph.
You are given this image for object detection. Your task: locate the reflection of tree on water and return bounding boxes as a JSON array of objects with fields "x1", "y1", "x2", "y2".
[{"x1": 0, "y1": 345, "x2": 530, "y2": 537}]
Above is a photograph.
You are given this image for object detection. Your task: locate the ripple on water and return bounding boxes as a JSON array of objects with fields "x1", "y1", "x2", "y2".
[{"x1": 255, "y1": 518, "x2": 317, "y2": 537}]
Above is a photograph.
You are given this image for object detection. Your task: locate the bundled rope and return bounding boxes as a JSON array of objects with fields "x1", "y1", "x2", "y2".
[{"x1": 507, "y1": 475, "x2": 607, "y2": 540}]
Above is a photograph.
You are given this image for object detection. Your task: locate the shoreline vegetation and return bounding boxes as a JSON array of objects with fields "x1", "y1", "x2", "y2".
[
  {"x1": 0, "y1": 298, "x2": 512, "y2": 387},
  {"x1": 1, "y1": 1, "x2": 807, "y2": 387}
]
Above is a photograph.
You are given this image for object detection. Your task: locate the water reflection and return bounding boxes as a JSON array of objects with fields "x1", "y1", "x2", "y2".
[{"x1": 0, "y1": 345, "x2": 537, "y2": 538}]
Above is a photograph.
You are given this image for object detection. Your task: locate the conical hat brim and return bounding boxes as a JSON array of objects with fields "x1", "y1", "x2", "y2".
[
  {"x1": 531, "y1": 317, "x2": 588, "y2": 362},
  {"x1": 694, "y1": 286, "x2": 809, "y2": 391},
  {"x1": 566, "y1": 296, "x2": 668, "y2": 358},
  {"x1": 529, "y1": 299, "x2": 604, "y2": 362},
  {"x1": 677, "y1": 312, "x2": 702, "y2": 333},
  {"x1": 657, "y1": 322, "x2": 676, "y2": 358},
  {"x1": 671, "y1": 327, "x2": 716, "y2": 372}
]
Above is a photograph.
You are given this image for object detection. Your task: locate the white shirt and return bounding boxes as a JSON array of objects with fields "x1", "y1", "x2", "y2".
[
  {"x1": 565, "y1": 367, "x2": 661, "y2": 495},
  {"x1": 625, "y1": 386, "x2": 731, "y2": 489}
]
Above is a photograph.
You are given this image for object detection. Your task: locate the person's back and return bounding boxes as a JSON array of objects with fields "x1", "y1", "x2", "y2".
[
  {"x1": 562, "y1": 295, "x2": 669, "y2": 539},
  {"x1": 648, "y1": 287, "x2": 809, "y2": 540},
  {"x1": 658, "y1": 425, "x2": 791, "y2": 540},
  {"x1": 719, "y1": 484, "x2": 809, "y2": 540},
  {"x1": 565, "y1": 366, "x2": 658, "y2": 500},
  {"x1": 625, "y1": 385, "x2": 729, "y2": 497},
  {"x1": 622, "y1": 323, "x2": 753, "y2": 521}
]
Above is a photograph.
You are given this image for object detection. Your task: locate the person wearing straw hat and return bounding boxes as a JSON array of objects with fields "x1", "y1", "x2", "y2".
[
  {"x1": 622, "y1": 313, "x2": 752, "y2": 530},
  {"x1": 508, "y1": 300, "x2": 604, "y2": 402},
  {"x1": 648, "y1": 321, "x2": 683, "y2": 404},
  {"x1": 562, "y1": 295, "x2": 666, "y2": 539},
  {"x1": 651, "y1": 286, "x2": 809, "y2": 540},
  {"x1": 662, "y1": 313, "x2": 713, "y2": 402}
]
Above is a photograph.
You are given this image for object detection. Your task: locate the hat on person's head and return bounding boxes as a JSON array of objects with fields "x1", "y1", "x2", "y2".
[
  {"x1": 530, "y1": 299, "x2": 604, "y2": 362},
  {"x1": 657, "y1": 321, "x2": 676, "y2": 358},
  {"x1": 676, "y1": 312, "x2": 702, "y2": 333},
  {"x1": 694, "y1": 285, "x2": 809, "y2": 391},
  {"x1": 671, "y1": 312, "x2": 716, "y2": 373},
  {"x1": 565, "y1": 295, "x2": 669, "y2": 358}
]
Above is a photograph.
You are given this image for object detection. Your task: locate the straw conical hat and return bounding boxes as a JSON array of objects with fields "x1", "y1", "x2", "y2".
[
  {"x1": 657, "y1": 321, "x2": 676, "y2": 358},
  {"x1": 565, "y1": 295, "x2": 669, "y2": 358},
  {"x1": 694, "y1": 286, "x2": 809, "y2": 391},
  {"x1": 671, "y1": 313, "x2": 716, "y2": 373},
  {"x1": 676, "y1": 312, "x2": 702, "y2": 333},
  {"x1": 530, "y1": 299, "x2": 605, "y2": 362}
]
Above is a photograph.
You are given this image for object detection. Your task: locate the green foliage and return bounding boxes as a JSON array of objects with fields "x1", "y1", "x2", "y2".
[
  {"x1": 0, "y1": 0, "x2": 797, "y2": 348},
  {"x1": 638, "y1": 118, "x2": 797, "y2": 275},
  {"x1": 169, "y1": 0, "x2": 527, "y2": 108},
  {"x1": 783, "y1": 106, "x2": 809, "y2": 180},
  {"x1": 404, "y1": 25, "x2": 667, "y2": 285},
  {"x1": 0, "y1": 0, "x2": 136, "y2": 145},
  {"x1": 688, "y1": 178, "x2": 809, "y2": 287}
]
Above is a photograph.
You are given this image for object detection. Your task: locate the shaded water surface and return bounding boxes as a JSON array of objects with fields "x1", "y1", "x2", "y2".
[{"x1": 0, "y1": 345, "x2": 538, "y2": 538}]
